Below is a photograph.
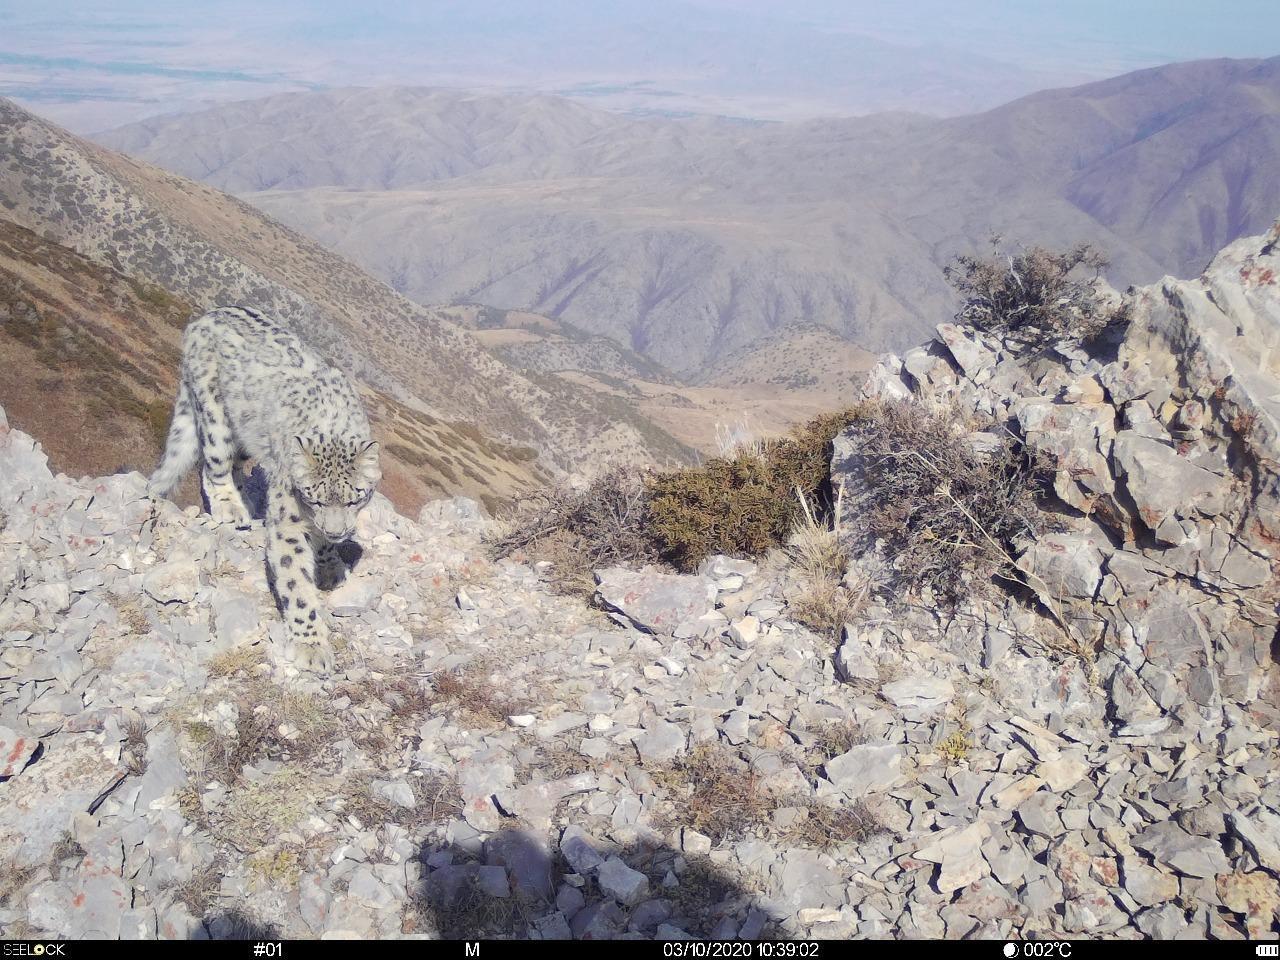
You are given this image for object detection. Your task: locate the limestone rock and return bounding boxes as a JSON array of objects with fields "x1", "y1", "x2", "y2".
[{"x1": 595, "y1": 566, "x2": 716, "y2": 635}]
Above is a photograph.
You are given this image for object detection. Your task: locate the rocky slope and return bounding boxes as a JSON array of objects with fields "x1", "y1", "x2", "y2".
[
  {"x1": 1, "y1": 227, "x2": 1278, "y2": 940},
  {"x1": 96, "y1": 58, "x2": 1280, "y2": 374},
  {"x1": 0, "y1": 96, "x2": 693, "y2": 511}
]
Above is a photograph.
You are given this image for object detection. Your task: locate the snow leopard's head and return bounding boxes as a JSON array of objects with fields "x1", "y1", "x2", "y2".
[{"x1": 290, "y1": 436, "x2": 381, "y2": 542}]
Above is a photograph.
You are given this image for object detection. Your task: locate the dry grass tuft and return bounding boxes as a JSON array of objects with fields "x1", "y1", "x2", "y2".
[
  {"x1": 191, "y1": 679, "x2": 341, "y2": 788},
  {"x1": 417, "y1": 871, "x2": 539, "y2": 939},
  {"x1": 0, "y1": 862, "x2": 40, "y2": 906},
  {"x1": 789, "y1": 577, "x2": 867, "y2": 641},
  {"x1": 521, "y1": 740, "x2": 597, "y2": 782},
  {"x1": 49, "y1": 832, "x2": 86, "y2": 867},
  {"x1": 109, "y1": 595, "x2": 151, "y2": 635},
  {"x1": 430, "y1": 666, "x2": 530, "y2": 729},
  {"x1": 207, "y1": 644, "x2": 266, "y2": 678},
  {"x1": 788, "y1": 801, "x2": 883, "y2": 851},
  {"x1": 785, "y1": 486, "x2": 868, "y2": 639},
  {"x1": 122, "y1": 716, "x2": 150, "y2": 776},
  {"x1": 218, "y1": 768, "x2": 319, "y2": 848},
  {"x1": 168, "y1": 863, "x2": 221, "y2": 918},
  {"x1": 786, "y1": 505, "x2": 848, "y2": 584},
  {"x1": 651, "y1": 740, "x2": 885, "y2": 853},
  {"x1": 246, "y1": 845, "x2": 304, "y2": 891},
  {"x1": 340, "y1": 773, "x2": 463, "y2": 832},
  {"x1": 669, "y1": 857, "x2": 745, "y2": 921},
  {"x1": 652, "y1": 745, "x2": 775, "y2": 843},
  {"x1": 811, "y1": 720, "x2": 865, "y2": 761}
]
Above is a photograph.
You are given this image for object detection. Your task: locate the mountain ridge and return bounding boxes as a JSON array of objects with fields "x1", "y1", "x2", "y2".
[{"x1": 94, "y1": 57, "x2": 1280, "y2": 375}]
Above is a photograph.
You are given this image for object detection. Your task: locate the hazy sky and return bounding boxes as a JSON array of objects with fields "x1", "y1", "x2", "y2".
[{"x1": 2, "y1": 1, "x2": 1277, "y2": 131}]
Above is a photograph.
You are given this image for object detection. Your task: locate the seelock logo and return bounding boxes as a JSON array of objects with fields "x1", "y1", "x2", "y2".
[{"x1": 4, "y1": 947, "x2": 67, "y2": 957}]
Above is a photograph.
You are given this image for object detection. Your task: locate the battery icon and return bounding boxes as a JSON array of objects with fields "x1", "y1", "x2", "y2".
[{"x1": 1257, "y1": 946, "x2": 1279, "y2": 956}]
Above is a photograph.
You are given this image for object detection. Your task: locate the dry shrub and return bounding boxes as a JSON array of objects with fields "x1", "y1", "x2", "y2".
[
  {"x1": 945, "y1": 240, "x2": 1127, "y2": 349},
  {"x1": 648, "y1": 410, "x2": 856, "y2": 571},
  {"x1": 415, "y1": 869, "x2": 539, "y2": 939},
  {"x1": 170, "y1": 862, "x2": 220, "y2": 917},
  {"x1": 341, "y1": 773, "x2": 463, "y2": 832},
  {"x1": 811, "y1": 720, "x2": 865, "y2": 761},
  {"x1": 489, "y1": 466, "x2": 657, "y2": 593},
  {"x1": 197, "y1": 711, "x2": 280, "y2": 787},
  {"x1": 654, "y1": 743, "x2": 884, "y2": 852},
  {"x1": 336, "y1": 673, "x2": 434, "y2": 722},
  {"x1": 847, "y1": 399, "x2": 1046, "y2": 602},
  {"x1": 668, "y1": 858, "x2": 745, "y2": 922},
  {"x1": 522, "y1": 740, "x2": 597, "y2": 781},
  {"x1": 193, "y1": 683, "x2": 338, "y2": 787},
  {"x1": 490, "y1": 411, "x2": 856, "y2": 581}
]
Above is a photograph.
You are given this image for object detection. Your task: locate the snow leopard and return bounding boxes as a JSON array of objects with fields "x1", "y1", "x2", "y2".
[{"x1": 147, "y1": 306, "x2": 381, "y2": 672}]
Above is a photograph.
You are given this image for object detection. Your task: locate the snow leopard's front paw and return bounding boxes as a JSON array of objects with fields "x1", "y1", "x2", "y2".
[
  {"x1": 288, "y1": 629, "x2": 336, "y2": 674},
  {"x1": 210, "y1": 495, "x2": 252, "y2": 528},
  {"x1": 204, "y1": 476, "x2": 252, "y2": 528}
]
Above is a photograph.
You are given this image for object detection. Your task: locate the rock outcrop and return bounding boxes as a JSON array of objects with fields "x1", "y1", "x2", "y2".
[{"x1": 838, "y1": 220, "x2": 1280, "y2": 738}]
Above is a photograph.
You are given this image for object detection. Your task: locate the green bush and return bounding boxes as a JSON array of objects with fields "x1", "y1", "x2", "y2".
[{"x1": 646, "y1": 409, "x2": 855, "y2": 571}]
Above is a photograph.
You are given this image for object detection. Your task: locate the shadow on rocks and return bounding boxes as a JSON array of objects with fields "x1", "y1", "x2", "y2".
[
  {"x1": 410, "y1": 827, "x2": 780, "y2": 940},
  {"x1": 197, "y1": 909, "x2": 282, "y2": 940}
]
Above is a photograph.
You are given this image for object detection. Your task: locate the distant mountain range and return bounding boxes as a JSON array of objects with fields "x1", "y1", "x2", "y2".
[{"x1": 96, "y1": 57, "x2": 1280, "y2": 376}]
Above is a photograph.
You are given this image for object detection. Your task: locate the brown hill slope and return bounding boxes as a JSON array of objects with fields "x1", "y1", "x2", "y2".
[
  {"x1": 0, "y1": 97, "x2": 692, "y2": 511},
  {"x1": 0, "y1": 219, "x2": 553, "y2": 513}
]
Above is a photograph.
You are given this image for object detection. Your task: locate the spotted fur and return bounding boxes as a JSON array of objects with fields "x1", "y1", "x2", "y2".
[{"x1": 148, "y1": 306, "x2": 381, "y2": 672}]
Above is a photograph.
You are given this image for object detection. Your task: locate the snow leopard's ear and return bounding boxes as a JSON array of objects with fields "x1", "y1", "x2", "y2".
[
  {"x1": 356, "y1": 440, "x2": 381, "y2": 485},
  {"x1": 292, "y1": 436, "x2": 319, "y2": 478}
]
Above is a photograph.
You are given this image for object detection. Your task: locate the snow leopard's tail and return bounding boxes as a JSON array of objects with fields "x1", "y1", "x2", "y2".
[{"x1": 147, "y1": 379, "x2": 198, "y2": 498}]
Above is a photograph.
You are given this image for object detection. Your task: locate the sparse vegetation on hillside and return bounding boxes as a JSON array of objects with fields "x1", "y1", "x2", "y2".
[
  {"x1": 0, "y1": 219, "x2": 190, "y2": 465},
  {"x1": 490, "y1": 410, "x2": 857, "y2": 585},
  {"x1": 944, "y1": 240, "x2": 1128, "y2": 350},
  {"x1": 0, "y1": 96, "x2": 699, "y2": 517},
  {"x1": 492, "y1": 396, "x2": 1050, "y2": 611}
]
